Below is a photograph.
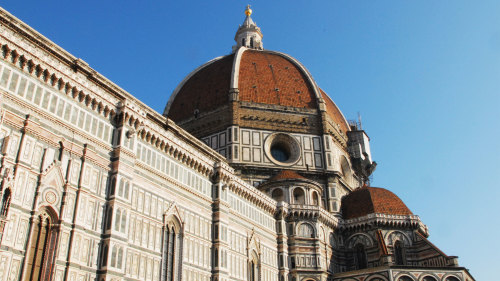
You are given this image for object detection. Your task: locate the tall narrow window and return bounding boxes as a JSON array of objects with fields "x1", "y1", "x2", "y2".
[
  {"x1": 166, "y1": 227, "x2": 175, "y2": 280},
  {"x1": 248, "y1": 251, "x2": 259, "y2": 281},
  {"x1": 106, "y1": 206, "x2": 113, "y2": 230},
  {"x1": 312, "y1": 191, "x2": 319, "y2": 206},
  {"x1": 355, "y1": 244, "x2": 367, "y2": 269},
  {"x1": 249, "y1": 261, "x2": 255, "y2": 281},
  {"x1": 118, "y1": 179, "x2": 124, "y2": 197},
  {"x1": 25, "y1": 209, "x2": 59, "y2": 281},
  {"x1": 250, "y1": 37, "x2": 254, "y2": 48},
  {"x1": 394, "y1": 241, "x2": 405, "y2": 265},
  {"x1": 120, "y1": 211, "x2": 127, "y2": 233},
  {"x1": 0, "y1": 188, "x2": 11, "y2": 216},
  {"x1": 111, "y1": 246, "x2": 117, "y2": 267},
  {"x1": 114, "y1": 209, "x2": 121, "y2": 231},
  {"x1": 162, "y1": 217, "x2": 182, "y2": 281},
  {"x1": 0, "y1": 188, "x2": 11, "y2": 244}
]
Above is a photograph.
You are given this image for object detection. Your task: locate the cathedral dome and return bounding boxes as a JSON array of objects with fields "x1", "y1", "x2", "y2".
[
  {"x1": 161, "y1": 6, "x2": 365, "y2": 187},
  {"x1": 341, "y1": 187, "x2": 413, "y2": 219},
  {"x1": 164, "y1": 48, "x2": 350, "y2": 134},
  {"x1": 163, "y1": 7, "x2": 350, "y2": 139}
]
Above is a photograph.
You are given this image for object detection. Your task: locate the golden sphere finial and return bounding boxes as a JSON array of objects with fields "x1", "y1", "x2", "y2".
[{"x1": 245, "y1": 5, "x2": 252, "y2": 16}]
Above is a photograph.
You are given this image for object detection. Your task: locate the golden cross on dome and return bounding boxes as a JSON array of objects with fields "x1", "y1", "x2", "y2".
[{"x1": 245, "y1": 5, "x2": 252, "y2": 16}]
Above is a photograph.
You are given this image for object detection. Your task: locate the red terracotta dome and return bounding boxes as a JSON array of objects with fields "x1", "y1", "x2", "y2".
[
  {"x1": 164, "y1": 48, "x2": 350, "y2": 133},
  {"x1": 166, "y1": 55, "x2": 234, "y2": 122},
  {"x1": 269, "y1": 170, "x2": 306, "y2": 182},
  {"x1": 238, "y1": 50, "x2": 317, "y2": 108},
  {"x1": 341, "y1": 187, "x2": 413, "y2": 220}
]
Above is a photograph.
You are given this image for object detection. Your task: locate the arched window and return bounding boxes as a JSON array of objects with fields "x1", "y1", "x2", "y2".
[
  {"x1": 298, "y1": 223, "x2": 314, "y2": 238},
  {"x1": 271, "y1": 188, "x2": 284, "y2": 201},
  {"x1": 312, "y1": 191, "x2": 319, "y2": 206},
  {"x1": 293, "y1": 188, "x2": 305, "y2": 204},
  {"x1": 110, "y1": 245, "x2": 124, "y2": 269},
  {"x1": 394, "y1": 240, "x2": 405, "y2": 265},
  {"x1": 355, "y1": 243, "x2": 367, "y2": 269},
  {"x1": 242, "y1": 38, "x2": 246, "y2": 46},
  {"x1": 397, "y1": 276, "x2": 414, "y2": 281},
  {"x1": 162, "y1": 217, "x2": 182, "y2": 281},
  {"x1": 250, "y1": 37, "x2": 254, "y2": 48},
  {"x1": 248, "y1": 250, "x2": 259, "y2": 281},
  {"x1": 422, "y1": 276, "x2": 438, "y2": 281},
  {"x1": 25, "y1": 208, "x2": 59, "y2": 281},
  {"x1": 445, "y1": 276, "x2": 460, "y2": 281}
]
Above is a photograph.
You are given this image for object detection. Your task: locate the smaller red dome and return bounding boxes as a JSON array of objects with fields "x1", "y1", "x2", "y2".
[
  {"x1": 269, "y1": 170, "x2": 306, "y2": 181},
  {"x1": 341, "y1": 187, "x2": 412, "y2": 220}
]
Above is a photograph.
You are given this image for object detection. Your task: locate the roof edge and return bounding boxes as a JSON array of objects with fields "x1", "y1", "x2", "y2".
[
  {"x1": 163, "y1": 54, "x2": 231, "y2": 116},
  {"x1": 321, "y1": 89, "x2": 351, "y2": 133}
]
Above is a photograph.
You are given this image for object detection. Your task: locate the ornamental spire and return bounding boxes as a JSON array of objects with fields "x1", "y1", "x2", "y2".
[
  {"x1": 232, "y1": 5, "x2": 263, "y2": 52},
  {"x1": 245, "y1": 5, "x2": 252, "y2": 16}
]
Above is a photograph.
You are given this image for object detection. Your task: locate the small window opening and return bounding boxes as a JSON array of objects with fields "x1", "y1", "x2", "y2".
[
  {"x1": 355, "y1": 244, "x2": 367, "y2": 269},
  {"x1": 394, "y1": 241, "x2": 405, "y2": 265}
]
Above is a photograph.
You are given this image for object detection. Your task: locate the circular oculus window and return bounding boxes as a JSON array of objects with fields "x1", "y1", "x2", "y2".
[{"x1": 264, "y1": 133, "x2": 301, "y2": 166}]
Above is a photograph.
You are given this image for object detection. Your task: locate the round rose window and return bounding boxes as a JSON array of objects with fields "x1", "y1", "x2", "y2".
[{"x1": 264, "y1": 133, "x2": 301, "y2": 166}]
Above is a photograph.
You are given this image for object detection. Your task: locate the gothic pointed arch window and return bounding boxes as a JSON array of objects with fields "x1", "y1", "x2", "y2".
[
  {"x1": 248, "y1": 250, "x2": 259, "y2": 281},
  {"x1": 162, "y1": 215, "x2": 183, "y2": 281},
  {"x1": 355, "y1": 243, "x2": 367, "y2": 269},
  {"x1": 25, "y1": 207, "x2": 59, "y2": 281}
]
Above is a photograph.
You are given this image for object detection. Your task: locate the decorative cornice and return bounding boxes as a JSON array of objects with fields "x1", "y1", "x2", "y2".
[
  {"x1": 225, "y1": 170, "x2": 277, "y2": 214},
  {"x1": 340, "y1": 213, "x2": 428, "y2": 235}
]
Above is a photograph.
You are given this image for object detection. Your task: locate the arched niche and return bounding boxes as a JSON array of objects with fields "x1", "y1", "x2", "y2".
[
  {"x1": 292, "y1": 187, "x2": 305, "y2": 205},
  {"x1": 297, "y1": 222, "x2": 315, "y2": 238},
  {"x1": 271, "y1": 188, "x2": 284, "y2": 202}
]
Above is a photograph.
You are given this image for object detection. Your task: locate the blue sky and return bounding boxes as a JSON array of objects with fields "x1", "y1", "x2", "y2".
[{"x1": 2, "y1": 1, "x2": 499, "y2": 279}]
